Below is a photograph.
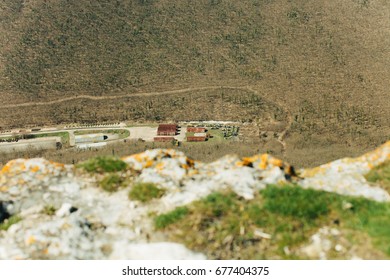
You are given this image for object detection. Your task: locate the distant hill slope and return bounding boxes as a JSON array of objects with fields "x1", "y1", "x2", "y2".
[
  {"x1": 0, "y1": 0, "x2": 389, "y2": 165},
  {"x1": 1, "y1": 0, "x2": 389, "y2": 98}
]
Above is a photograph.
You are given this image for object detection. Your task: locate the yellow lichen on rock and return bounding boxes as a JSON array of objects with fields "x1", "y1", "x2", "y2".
[
  {"x1": 259, "y1": 154, "x2": 268, "y2": 170},
  {"x1": 144, "y1": 160, "x2": 154, "y2": 168},
  {"x1": 1, "y1": 164, "x2": 10, "y2": 174},
  {"x1": 30, "y1": 165, "x2": 40, "y2": 173},
  {"x1": 26, "y1": 236, "x2": 36, "y2": 246},
  {"x1": 155, "y1": 162, "x2": 165, "y2": 171}
]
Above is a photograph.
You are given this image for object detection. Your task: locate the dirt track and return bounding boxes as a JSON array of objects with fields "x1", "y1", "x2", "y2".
[{"x1": 1, "y1": 86, "x2": 234, "y2": 109}]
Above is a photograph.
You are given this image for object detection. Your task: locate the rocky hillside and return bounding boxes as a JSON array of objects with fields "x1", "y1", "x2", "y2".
[{"x1": 0, "y1": 141, "x2": 389, "y2": 259}]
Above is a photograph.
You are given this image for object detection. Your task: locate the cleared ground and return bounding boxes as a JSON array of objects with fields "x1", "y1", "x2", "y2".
[{"x1": 127, "y1": 127, "x2": 157, "y2": 142}]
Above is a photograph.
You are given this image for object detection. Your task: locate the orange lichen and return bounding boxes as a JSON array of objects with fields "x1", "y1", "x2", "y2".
[
  {"x1": 155, "y1": 162, "x2": 165, "y2": 171},
  {"x1": 285, "y1": 166, "x2": 295, "y2": 176},
  {"x1": 241, "y1": 157, "x2": 254, "y2": 167},
  {"x1": 144, "y1": 160, "x2": 154, "y2": 168},
  {"x1": 26, "y1": 236, "x2": 36, "y2": 245},
  {"x1": 300, "y1": 166, "x2": 327, "y2": 178},
  {"x1": 30, "y1": 165, "x2": 40, "y2": 173},
  {"x1": 132, "y1": 153, "x2": 146, "y2": 163},
  {"x1": 19, "y1": 163, "x2": 26, "y2": 171},
  {"x1": 186, "y1": 158, "x2": 195, "y2": 168},
  {"x1": 258, "y1": 154, "x2": 268, "y2": 170},
  {"x1": 1, "y1": 165, "x2": 10, "y2": 173},
  {"x1": 269, "y1": 158, "x2": 283, "y2": 168},
  {"x1": 50, "y1": 161, "x2": 65, "y2": 168}
]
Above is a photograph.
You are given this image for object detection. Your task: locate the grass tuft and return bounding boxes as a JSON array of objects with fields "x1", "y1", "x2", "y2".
[
  {"x1": 128, "y1": 182, "x2": 165, "y2": 202},
  {"x1": 154, "y1": 206, "x2": 189, "y2": 229},
  {"x1": 100, "y1": 174, "x2": 124, "y2": 192},
  {"x1": 77, "y1": 156, "x2": 127, "y2": 173}
]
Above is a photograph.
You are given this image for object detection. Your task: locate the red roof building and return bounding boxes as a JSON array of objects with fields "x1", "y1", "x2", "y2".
[
  {"x1": 157, "y1": 124, "x2": 177, "y2": 136},
  {"x1": 187, "y1": 127, "x2": 206, "y2": 133}
]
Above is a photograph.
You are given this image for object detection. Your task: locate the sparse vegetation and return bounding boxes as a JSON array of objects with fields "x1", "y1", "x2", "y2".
[
  {"x1": 77, "y1": 156, "x2": 127, "y2": 173},
  {"x1": 155, "y1": 185, "x2": 390, "y2": 259},
  {"x1": 129, "y1": 182, "x2": 165, "y2": 202},
  {"x1": 0, "y1": 215, "x2": 22, "y2": 231}
]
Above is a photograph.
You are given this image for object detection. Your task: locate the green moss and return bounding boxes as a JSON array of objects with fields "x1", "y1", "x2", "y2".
[
  {"x1": 77, "y1": 156, "x2": 127, "y2": 173},
  {"x1": 154, "y1": 207, "x2": 189, "y2": 229},
  {"x1": 0, "y1": 215, "x2": 22, "y2": 231},
  {"x1": 128, "y1": 182, "x2": 165, "y2": 202},
  {"x1": 99, "y1": 174, "x2": 124, "y2": 192}
]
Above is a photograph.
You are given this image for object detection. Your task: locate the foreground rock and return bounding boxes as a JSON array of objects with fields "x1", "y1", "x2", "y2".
[
  {"x1": 0, "y1": 141, "x2": 389, "y2": 259},
  {"x1": 300, "y1": 141, "x2": 390, "y2": 202}
]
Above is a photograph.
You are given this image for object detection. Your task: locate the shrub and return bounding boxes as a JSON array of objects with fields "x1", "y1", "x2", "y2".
[
  {"x1": 128, "y1": 182, "x2": 165, "y2": 202},
  {"x1": 77, "y1": 156, "x2": 127, "y2": 173}
]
